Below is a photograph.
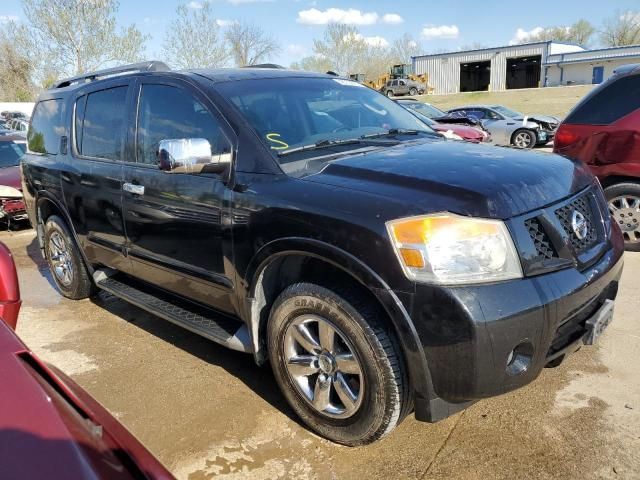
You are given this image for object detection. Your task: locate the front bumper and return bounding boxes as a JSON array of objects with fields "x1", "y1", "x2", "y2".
[{"x1": 404, "y1": 238, "x2": 623, "y2": 409}]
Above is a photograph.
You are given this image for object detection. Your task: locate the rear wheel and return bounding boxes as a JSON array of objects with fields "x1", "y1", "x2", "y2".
[
  {"x1": 605, "y1": 183, "x2": 640, "y2": 251},
  {"x1": 267, "y1": 283, "x2": 407, "y2": 446},
  {"x1": 44, "y1": 215, "x2": 95, "y2": 299},
  {"x1": 511, "y1": 129, "x2": 536, "y2": 149}
]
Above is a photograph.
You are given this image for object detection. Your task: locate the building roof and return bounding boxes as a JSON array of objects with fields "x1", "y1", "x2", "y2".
[
  {"x1": 412, "y1": 41, "x2": 584, "y2": 60},
  {"x1": 544, "y1": 43, "x2": 640, "y2": 66}
]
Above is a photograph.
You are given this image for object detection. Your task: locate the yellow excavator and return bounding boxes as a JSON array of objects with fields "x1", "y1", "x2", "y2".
[{"x1": 363, "y1": 64, "x2": 430, "y2": 93}]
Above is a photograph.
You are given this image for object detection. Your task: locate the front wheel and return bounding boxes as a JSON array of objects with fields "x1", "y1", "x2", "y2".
[
  {"x1": 511, "y1": 129, "x2": 536, "y2": 149},
  {"x1": 386, "y1": 90, "x2": 394, "y2": 98},
  {"x1": 409, "y1": 87, "x2": 418, "y2": 96},
  {"x1": 605, "y1": 183, "x2": 640, "y2": 251},
  {"x1": 267, "y1": 283, "x2": 407, "y2": 446}
]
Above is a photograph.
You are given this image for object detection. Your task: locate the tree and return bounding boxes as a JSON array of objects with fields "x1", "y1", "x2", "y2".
[
  {"x1": 290, "y1": 55, "x2": 332, "y2": 73},
  {"x1": 20, "y1": 0, "x2": 148, "y2": 76},
  {"x1": 518, "y1": 19, "x2": 595, "y2": 46},
  {"x1": 0, "y1": 25, "x2": 36, "y2": 101},
  {"x1": 311, "y1": 24, "x2": 369, "y2": 76},
  {"x1": 600, "y1": 11, "x2": 640, "y2": 47},
  {"x1": 163, "y1": 1, "x2": 229, "y2": 69},
  {"x1": 225, "y1": 22, "x2": 279, "y2": 66},
  {"x1": 389, "y1": 34, "x2": 422, "y2": 64}
]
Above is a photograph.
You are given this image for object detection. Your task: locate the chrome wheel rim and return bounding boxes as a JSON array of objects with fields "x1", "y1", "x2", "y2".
[
  {"x1": 609, "y1": 195, "x2": 640, "y2": 244},
  {"x1": 514, "y1": 132, "x2": 532, "y2": 148},
  {"x1": 283, "y1": 315, "x2": 364, "y2": 419},
  {"x1": 49, "y1": 232, "x2": 74, "y2": 286}
]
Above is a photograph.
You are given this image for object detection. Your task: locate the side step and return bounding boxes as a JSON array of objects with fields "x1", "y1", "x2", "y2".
[{"x1": 93, "y1": 270, "x2": 252, "y2": 353}]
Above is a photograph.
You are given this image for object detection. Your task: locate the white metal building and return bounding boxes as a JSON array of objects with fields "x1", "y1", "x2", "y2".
[
  {"x1": 412, "y1": 41, "x2": 583, "y2": 94},
  {"x1": 544, "y1": 44, "x2": 640, "y2": 86}
]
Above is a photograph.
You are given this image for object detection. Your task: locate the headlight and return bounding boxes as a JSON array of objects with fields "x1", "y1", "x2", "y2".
[
  {"x1": 386, "y1": 213, "x2": 523, "y2": 285},
  {"x1": 442, "y1": 130, "x2": 464, "y2": 141},
  {"x1": 0, "y1": 186, "x2": 22, "y2": 199}
]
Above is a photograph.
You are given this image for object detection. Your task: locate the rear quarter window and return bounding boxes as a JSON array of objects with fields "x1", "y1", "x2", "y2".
[
  {"x1": 565, "y1": 74, "x2": 640, "y2": 125},
  {"x1": 28, "y1": 99, "x2": 64, "y2": 154}
]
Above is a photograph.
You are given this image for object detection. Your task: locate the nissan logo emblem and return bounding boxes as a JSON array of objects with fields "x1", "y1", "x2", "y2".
[{"x1": 571, "y1": 210, "x2": 588, "y2": 240}]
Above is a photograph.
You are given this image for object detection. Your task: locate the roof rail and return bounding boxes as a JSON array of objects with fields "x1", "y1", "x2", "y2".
[
  {"x1": 244, "y1": 63, "x2": 285, "y2": 69},
  {"x1": 50, "y1": 61, "x2": 171, "y2": 89}
]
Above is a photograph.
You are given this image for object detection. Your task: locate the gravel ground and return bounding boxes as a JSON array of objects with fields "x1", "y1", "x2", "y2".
[{"x1": 4, "y1": 226, "x2": 639, "y2": 480}]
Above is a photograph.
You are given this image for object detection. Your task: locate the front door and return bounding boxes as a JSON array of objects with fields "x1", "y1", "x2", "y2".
[
  {"x1": 62, "y1": 79, "x2": 132, "y2": 272},
  {"x1": 122, "y1": 78, "x2": 236, "y2": 313},
  {"x1": 592, "y1": 66, "x2": 604, "y2": 84}
]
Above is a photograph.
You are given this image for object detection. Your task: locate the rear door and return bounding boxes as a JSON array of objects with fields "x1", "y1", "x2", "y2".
[
  {"x1": 61, "y1": 79, "x2": 132, "y2": 272},
  {"x1": 122, "y1": 77, "x2": 236, "y2": 313}
]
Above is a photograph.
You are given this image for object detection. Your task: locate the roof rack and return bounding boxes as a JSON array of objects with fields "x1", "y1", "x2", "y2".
[
  {"x1": 50, "y1": 61, "x2": 171, "y2": 89},
  {"x1": 244, "y1": 63, "x2": 285, "y2": 69}
]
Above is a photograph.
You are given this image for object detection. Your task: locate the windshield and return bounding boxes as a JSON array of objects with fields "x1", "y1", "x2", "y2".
[
  {"x1": 404, "y1": 102, "x2": 445, "y2": 119},
  {"x1": 491, "y1": 105, "x2": 523, "y2": 118},
  {"x1": 0, "y1": 141, "x2": 25, "y2": 168},
  {"x1": 216, "y1": 77, "x2": 436, "y2": 161}
]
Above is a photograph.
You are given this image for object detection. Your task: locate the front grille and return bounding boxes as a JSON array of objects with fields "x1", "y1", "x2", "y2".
[
  {"x1": 525, "y1": 218, "x2": 557, "y2": 259},
  {"x1": 554, "y1": 194, "x2": 598, "y2": 253}
]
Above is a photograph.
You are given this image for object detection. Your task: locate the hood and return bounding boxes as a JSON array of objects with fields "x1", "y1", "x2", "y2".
[
  {"x1": 302, "y1": 140, "x2": 593, "y2": 219},
  {"x1": 0, "y1": 166, "x2": 22, "y2": 190},
  {"x1": 514, "y1": 114, "x2": 559, "y2": 126},
  {"x1": 432, "y1": 123, "x2": 484, "y2": 139}
]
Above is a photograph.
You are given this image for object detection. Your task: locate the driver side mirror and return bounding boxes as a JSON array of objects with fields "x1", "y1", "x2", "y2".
[{"x1": 157, "y1": 138, "x2": 231, "y2": 174}]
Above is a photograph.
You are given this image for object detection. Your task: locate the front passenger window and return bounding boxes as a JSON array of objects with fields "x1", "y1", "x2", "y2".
[{"x1": 136, "y1": 84, "x2": 231, "y2": 167}]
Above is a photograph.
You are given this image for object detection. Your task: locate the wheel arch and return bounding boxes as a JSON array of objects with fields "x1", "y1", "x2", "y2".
[
  {"x1": 244, "y1": 237, "x2": 435, "y2": 408},
  {"x1": 599, "y1": 175, "x2": 640, "y2": 190}
]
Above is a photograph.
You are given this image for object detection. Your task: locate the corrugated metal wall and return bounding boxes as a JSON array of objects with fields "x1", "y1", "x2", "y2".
[
  {"x1": 414, "y1": 44, "x2": 548, "y2": 94},
  {"x1": 547, "y1": 45, "x2": 640, "y2": 64}
]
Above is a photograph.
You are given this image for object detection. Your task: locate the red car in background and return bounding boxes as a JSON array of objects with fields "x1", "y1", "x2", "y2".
[
  {"x1": 554, "y1": 63, "x2": 640, "y2": 251},
  {"x1": 396, "y1": 99, "x2": 490, "y2": 143},
  {"x1": 0, "y1": 242, "x2": 174, "y2": 479},
  {"x1": 0, "y1": 134, "x2": 29, "y2": 226}
]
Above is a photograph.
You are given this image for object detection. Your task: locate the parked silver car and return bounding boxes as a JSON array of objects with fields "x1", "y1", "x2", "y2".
[
  {"x1": 383, "y1": 78, "x2": 425, "y2": 97},
  {"x1": 447, "y1": 105, "x2": 558, "y2": 148}
]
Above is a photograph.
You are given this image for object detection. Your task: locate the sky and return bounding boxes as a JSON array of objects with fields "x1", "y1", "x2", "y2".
[{"x1": 1, "y1": 0, "x2": 639, "y2": 67}]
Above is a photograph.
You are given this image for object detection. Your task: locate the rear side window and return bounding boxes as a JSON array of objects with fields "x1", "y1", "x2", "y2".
[
  {"x1": 565, "y1": 75, "x2": 640, "y2": 125},
  {"x1": 78, "y1": 86, "x2": 127, "y2": 160},
  {"x1": 28, "y1": 99, "x2": 63, "y2": 154}
]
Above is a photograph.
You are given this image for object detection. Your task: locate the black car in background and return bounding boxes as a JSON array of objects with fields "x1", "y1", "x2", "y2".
[{"x1": 21, "y1": 62, "x2": 623, "y2": 446}]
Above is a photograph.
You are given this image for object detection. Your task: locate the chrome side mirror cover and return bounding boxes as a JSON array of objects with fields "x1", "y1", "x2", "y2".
[{"x1": 157, "y1": 138, "x2": 231, "y2": 174}]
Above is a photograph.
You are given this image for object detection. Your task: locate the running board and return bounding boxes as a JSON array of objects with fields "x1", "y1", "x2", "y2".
[{"x1": 93, "y1": 270, "x2": 252, "y2": 353}]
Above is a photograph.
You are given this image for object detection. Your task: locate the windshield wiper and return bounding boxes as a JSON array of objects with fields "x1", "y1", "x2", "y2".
[
  {"x1": 277, "y1": 138, "x2": 387, "y2": 157},
  {"x1": 361, "y1": 128, "x2": 432, "y2": 139}
]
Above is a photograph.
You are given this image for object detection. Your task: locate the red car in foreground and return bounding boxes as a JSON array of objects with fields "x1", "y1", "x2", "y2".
[
  {"x1": 396, "y1": 99, "x2": 490, "y2": 143},
  {"x1": 0, "y1": 242, "x2": 174, "y2": 479},
  {"x1": 554, "y1": 63, "x2": 640, "y2": 251}
]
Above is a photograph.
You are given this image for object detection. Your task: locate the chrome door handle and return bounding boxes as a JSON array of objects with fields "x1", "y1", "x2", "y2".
[{"x1": 123, "y1": 183, "x2": 145, "y2": 195}]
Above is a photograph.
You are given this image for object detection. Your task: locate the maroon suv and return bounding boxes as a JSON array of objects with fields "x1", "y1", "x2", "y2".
[{"x1": 554, "y1": 63, "x2": 640, "y2": 250}]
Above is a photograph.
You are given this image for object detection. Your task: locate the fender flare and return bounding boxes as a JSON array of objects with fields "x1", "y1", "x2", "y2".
[
  {"x1": 35, "y1": 192, "x2": 94, "y2": 274},
  {"x1": 244, "y1": 237, "x2": 436, "y2": 405}
]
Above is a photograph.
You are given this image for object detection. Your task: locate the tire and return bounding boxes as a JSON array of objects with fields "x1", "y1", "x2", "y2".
[
  {"x1": 44, "y1": 215, "x2": 95, "y2": 299},
  {"x1": 409, "y1": 87, "x2": 418, "y2": 96},
  {"x1": 267, "y1": 283, "x2": 407, "y2": 446},
  {"x1": 604, "y1": 182, "x2": 640, "y2": 251},
  {"x1": 386, "y1": 90, "x2": 394, "y2": 98},
  {"x1": 511, "y1": 129, "x2": 536, "y2": 149}
]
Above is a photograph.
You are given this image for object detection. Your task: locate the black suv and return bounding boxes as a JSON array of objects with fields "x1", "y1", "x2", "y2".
[{"x1": 21, "y1": 62, "x2": 624, "y2": 446}]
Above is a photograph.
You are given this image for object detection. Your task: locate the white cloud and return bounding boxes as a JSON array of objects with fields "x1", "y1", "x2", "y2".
[
  {"x1": 382, "y1": 13, "x2": 404, "y2": 25},
  {"x1": 421, "y1": 24, "x2": 459, "y2": 40},
  {"x1": 286, "y1": 44, "x2": 307, "y2": 57},
  {"x1": 297, "y1": 8, "x2": 378, "y2": 25},
  {"x1": 0, "y1": 14, "x2": 18, "y2": 23},
  {"x1": 186, "y1": 1, "x2": 203, "y2": 9},
  {"x1": 621, "y1": 11, "x2": 640, "y2": 22},
  {"x1": 509, "y1": 26, "x2": 544, "y2": 45},
  {"x1": 216, "y1": 19, "x2": 237, "y2": 27},
  {"x1": 227, "y1": 0, "x2": 274, "y2": 4}
]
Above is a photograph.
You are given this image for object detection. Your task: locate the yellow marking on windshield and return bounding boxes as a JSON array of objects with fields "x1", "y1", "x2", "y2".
[{"x1": 266, "y1": 133, "x2": 289, "y2": 150}]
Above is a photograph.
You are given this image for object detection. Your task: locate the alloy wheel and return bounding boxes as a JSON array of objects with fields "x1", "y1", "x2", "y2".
[
  {"x1": 48, "y1": 231, "x2": 74, "y2": 286},
  {"x1": 609, "y1": 195, "x2": 640, "y2": 244},
  {"x1": 283, "y1": 314, "x2": 364, "y2": 418},
  {"x1": 513, "y1": 131, "x2": 533, "y2": 148}
]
